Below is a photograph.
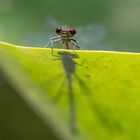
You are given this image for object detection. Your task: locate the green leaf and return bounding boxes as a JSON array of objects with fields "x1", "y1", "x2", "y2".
[{"x1": 0, "y1": 41, "x2": 140, "y2": 140}]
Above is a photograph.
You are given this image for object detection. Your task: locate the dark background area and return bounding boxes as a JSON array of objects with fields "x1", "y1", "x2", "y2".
[
  {"x1": 0, "y1": 73, "x2": 63, "y2": 140},
  {"x1": 0, "y1": 0, "x2": 140, "y2": 51}
]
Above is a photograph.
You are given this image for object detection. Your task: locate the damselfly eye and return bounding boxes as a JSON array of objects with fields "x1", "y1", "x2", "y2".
[
  {"x1": 56, "y1": 27, "x2": 62, "y2": 34},
  {"x1": 70, "y1": 28, "x2": 76, "y2": 35}
]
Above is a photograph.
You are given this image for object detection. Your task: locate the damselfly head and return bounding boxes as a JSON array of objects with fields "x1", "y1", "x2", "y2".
[{"x1": 55, "y1": 26, "x2": 76, "y2": 37}]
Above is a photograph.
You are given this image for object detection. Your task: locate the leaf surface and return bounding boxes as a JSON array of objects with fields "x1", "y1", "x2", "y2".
[{"x1": 0, "y1": 42, "x2": 140, "y2": 140}]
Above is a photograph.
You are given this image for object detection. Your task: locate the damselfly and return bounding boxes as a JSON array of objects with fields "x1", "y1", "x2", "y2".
[{"x1": 44, "y1": 26, "x2": 80, "y2": 52}]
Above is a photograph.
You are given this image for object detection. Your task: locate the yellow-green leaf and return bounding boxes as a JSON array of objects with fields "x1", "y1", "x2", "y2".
[{"x1": 0, "y1": 41, "x2": 140, "y2": 140}]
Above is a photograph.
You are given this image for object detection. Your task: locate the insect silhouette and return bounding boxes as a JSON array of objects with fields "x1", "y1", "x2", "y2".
[{"x1": 44, "y1": 26, "x2": 80, "y2": 53}]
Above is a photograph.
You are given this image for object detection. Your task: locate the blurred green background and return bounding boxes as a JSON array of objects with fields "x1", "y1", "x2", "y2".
[{"x1": 0, "y1": 0, "x2": 140, "y2": 52}]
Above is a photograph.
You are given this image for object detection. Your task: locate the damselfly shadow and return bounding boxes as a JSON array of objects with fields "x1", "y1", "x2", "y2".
[
  {"x1": 49, "y1": 51, "x2": 123, "y2": 135},
  {"x1": 49, "y1": 51, "x2": 88, "y2": 134}
]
